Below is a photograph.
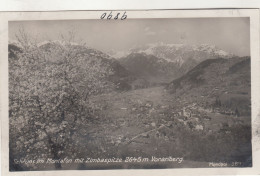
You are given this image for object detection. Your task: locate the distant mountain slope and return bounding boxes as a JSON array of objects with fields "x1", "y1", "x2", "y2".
[
  {"x1": 167, "y1": 56, "x2": 251, "y2": 115},
  {"x1": 168, "y1": 58, "x2": 227, "y2": 90},
  {"x1": 119, "y1": 53, "x2": 181, "y2": 83},
  {"x1": 38, "y1": 41, "x2": 112, "y2": 60},
  {"x1": 167, "y1": 57, "x2": 250, "y2": 92}
]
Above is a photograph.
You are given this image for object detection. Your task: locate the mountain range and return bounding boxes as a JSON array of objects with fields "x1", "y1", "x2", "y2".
[
  {"x1": 110, "y1": 43, "x2": 233, "y2": 62},
  {"x1": 116, "y1": 43, "x2": 234, "y2": 83},
  {"x1": 9, "y1": 41, "x2": 249, "y2": 98}
]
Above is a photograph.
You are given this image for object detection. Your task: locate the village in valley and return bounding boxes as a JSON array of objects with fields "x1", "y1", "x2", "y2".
[{"x1": 84, "y1": 85, "x2": 250, "y2": 166}]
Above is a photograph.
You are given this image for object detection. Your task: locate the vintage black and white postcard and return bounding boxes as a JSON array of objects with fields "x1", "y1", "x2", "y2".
[{"x1": 0, "y1": 9, "x2": 260, "y2": 175}]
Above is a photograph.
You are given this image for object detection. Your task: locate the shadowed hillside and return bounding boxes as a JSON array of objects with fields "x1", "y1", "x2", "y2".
[{"x1": 167, "y1": 56, "x2": 251, "y2": 116}]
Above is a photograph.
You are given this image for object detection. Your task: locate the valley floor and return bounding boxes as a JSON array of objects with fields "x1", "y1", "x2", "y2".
[{"x1": 40, "y1": 86, "x2": 252, "y2": 170}]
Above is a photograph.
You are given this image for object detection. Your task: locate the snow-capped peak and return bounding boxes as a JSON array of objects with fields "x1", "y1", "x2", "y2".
[{"x1": 109, "y1": 42, "x2": 234, "y2": 66}]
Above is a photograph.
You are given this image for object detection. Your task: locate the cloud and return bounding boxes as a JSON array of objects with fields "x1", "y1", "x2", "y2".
[
  {"x1": 159, "y1": 29, "x2": 166, "y2": 34},
  {"x1": 144, "y1": 27, "x2": 150, "y2": 32},
  {"x1": 144, "y1": 26, "x2": 156, "y2": 36},
  {"x1": 145, "y1": 31, "x2": 156, "y2": 36}
]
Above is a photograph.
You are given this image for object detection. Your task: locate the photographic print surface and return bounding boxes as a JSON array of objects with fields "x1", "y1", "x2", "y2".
[{"x1": 8, "y1": 17, "x2": 252, "y2": 171}]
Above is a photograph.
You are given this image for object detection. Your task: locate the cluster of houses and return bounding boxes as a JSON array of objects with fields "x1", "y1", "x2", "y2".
[
  {"x1": 169, "y1": 104, "x2": 213, "y2": 131},
  {"x1": 206, "y1": 105, "x2": 240, "y2": 118}
]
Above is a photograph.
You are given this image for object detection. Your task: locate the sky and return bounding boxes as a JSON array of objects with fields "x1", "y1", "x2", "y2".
[{"x1": 9, "y1": 18, "x2": 250, "y2": 56}]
